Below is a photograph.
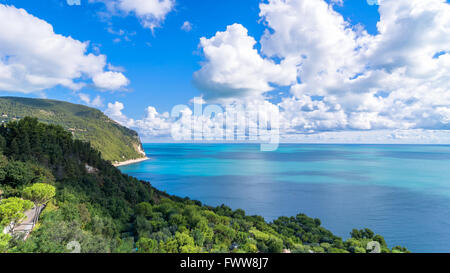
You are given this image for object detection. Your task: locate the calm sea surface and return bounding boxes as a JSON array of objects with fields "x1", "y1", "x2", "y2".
[{"x1": 119, "y1": 144, "x2": 450, "y2": 252}]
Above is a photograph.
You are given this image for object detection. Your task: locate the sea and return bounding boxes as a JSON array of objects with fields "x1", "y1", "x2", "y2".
[{"x1": 119, "y1": 143, "x2": 450, "y2": 253}]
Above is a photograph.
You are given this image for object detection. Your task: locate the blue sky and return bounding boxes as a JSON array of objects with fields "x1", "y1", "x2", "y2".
[
  {"x1": 0, "y1": 0, "x2": 379, "y2": 115},
  {"x1": 0, "y1": 0, "x2": 262, "y2": 115},
  {"x1": 0, "y1": 0, "x2": 449, "y2": 143}
]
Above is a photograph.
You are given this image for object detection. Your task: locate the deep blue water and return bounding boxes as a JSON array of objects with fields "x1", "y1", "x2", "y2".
[{"x1": 119, "y1": 144, "x2": 450, "y2": 253}]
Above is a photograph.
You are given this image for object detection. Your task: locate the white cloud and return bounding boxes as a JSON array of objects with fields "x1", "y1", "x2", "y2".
[
  {"x1": 79, "y1": 93, "x2": 104, "y2": 107},
  {"x1": 93, "y1": 71, "x2": 129, "y2": 90},
  {"x1": 193, "y1": 23, "x2": 298, "y2": 102},
  {"x1": 189, "y1": 96, "x2": 205, "y2": 105},
  {"x1": 67, "y1": 0, "x2": 81, "y2": 6},
  {"x1": 107, "y1": 63, "x2": 126, "y2": 72},
  {"x1": 85, "y1": 0, "x2": 450, "y2": 143},
  {"x1": 106, "y1": 0, "x2": 450, "y2": 143},
  {"x1": 181, "y1": 21, "x2": 192, "y2": 32},
  {"x1": 104, "y1": 101, "x2": 131, "y2": 125},
  {"x1": 329, "y1": 0, "x2": 343, "y2": 7},
  {"x1": 134, "y1": 106, "x2": 172, "y2": 137},
  {"x1": 106, "y1": 26, "x2": 135, "y2": 42},
  {"x1": 0, "y1": 4, "x2": 129, "y2": 93},
  {"x1": 105, "y1": 101, "x2": 173, "y2": 138},
  {"x1": 279, "y1": 129, "x2": 450, "y2": 144},
  {"x1": 262, "y1": 0, "x2": 450, "y2": 132},
  {"x1": 104, "y1": 99, "x2": 450, "y2": 144},
  {"x1": 259, "y1": 0, "x2": 366, "y2": 97},
  {"x1": 90, "y1": 0, "x2": 175, "y2": 31},
  {"x1": 192, "y1": 0, "x2": 450, "y2": 136}
]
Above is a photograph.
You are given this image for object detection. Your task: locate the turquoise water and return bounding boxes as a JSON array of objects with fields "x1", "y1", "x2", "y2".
[{"x1": 119, "y1": 144, "x2": 450, "y2": 252}]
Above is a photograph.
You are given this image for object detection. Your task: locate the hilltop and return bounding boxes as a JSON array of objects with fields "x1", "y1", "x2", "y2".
[{"x1": 0, "y1": 97, "x2": 145, "y2": 163}]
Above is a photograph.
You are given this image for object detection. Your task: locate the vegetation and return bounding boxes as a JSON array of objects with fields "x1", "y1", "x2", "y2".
[
  {"x1": 22, "y1": 183, "x2": 56, "y2": 207},
  {"x1": 0, "y1": 97, "x2": 145, "y2": 163},
  {"x1": 0, "y1": 117, "x2": 409, "y2": 253},
  {"x1": 0, "y1": 197, "x2": 33, "y2": 228}
]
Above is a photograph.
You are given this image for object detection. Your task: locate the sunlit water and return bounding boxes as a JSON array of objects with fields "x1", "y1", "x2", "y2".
[{"x1": 119, "y1": 144, "x2": 450, "y2": 252}]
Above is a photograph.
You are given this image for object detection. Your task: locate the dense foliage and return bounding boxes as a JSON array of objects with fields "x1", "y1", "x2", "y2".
[
  {"x1": 0, "y1": 97, "x2": 145, "y2": 163},
  {"x1": 0, "y1": 118, "x2": 409, "y2": 253}
]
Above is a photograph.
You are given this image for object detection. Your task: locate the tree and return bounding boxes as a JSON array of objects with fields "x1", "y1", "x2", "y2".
[
  {"x1": 0, "y1": 233, "x2": 11, "y2": 253},
  {"x1": 22, "y1": 183, "x2": 56, "y2": 207},
  {"x1": 267, "y1": 237, "x2": 284, "y2": 253},
  {"x1": 1, "y1": 161, "x2": 35, "y2": 187},
  {"x1": 0, "y1": 117, "x2": 408, "y2": 254},
  {"x1": 175, "y1": 231, "x2": 201, "y2": 253},
  {"x1": 350, "y1": 229, "x2": 362, "y2": 239},
  {"x1": 373, "y1": 234, "x2": 387, "y2": 247},
  {"x1": 363, "y1": 228, "x2": 375, "y2": 239},
  {"x1": 137, "y1": 237, "x2": 159, "y2": 253},
  {"x1": 0, "y1": 197, "x2": 33, "y2": 228},
  {"x1": 135, "y1": 202, "x2": 153, "y2": 217},
  {"x1": 0, "y1": 135, "x2": 5, "y2": 153}
]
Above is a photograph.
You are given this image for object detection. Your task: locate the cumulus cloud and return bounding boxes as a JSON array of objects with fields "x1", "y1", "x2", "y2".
[
  {"x1": 93, "y1": 71, "x2": 129, "y2": 90},
  {"x1": 259, "y1": 0, "x2": 366, "y2": 97},
  {"x1": 193, "y1": 23, "x2": 298, "y2": 102},
  {"x1": 133, "y1": 106, "x2": 173, "y2": 137},
  {"x1": 104, "y1": 101, "x2": 130, "y2": 125},
  {"x1": 79, "y1": 93, "x2": 104, "y2": 107},
  {"x1": 104, "y1": 99, "x2": 450, "y2": 144},
  {"x1": 181, "y1": 21, "x2": 192, "y2": 32},
  {"x1": 105, "y1": 101, "x2": 174, "y2": 138},
  {"x1": 0, "y1": 4, "x2": 129, "y2": 93},
  {"x1": 104, "y1": 99, "x2": 277, "y2": 141},
  {"x1": 189, "y1": 96, "x2": 205, "y2": 105},
  {"x1": 90, "y1": 0, "x2": 175, "y2": 31},
  {"x1": 191, "y1": 0, "x2": 450, "y2": 136},
  {"x1": 104, "y1": 0, "x2": 450, "y2": 143}
]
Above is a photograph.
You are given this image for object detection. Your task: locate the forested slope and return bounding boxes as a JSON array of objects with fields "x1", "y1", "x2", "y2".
[
  {"x1": 0, "y1": 118, "x2": 408, "y2": 253},
  {"x1": 0, "y1": 97, "x2": 145, "y2": 163}
]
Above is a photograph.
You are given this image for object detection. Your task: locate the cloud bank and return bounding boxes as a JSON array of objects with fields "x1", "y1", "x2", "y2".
[
  {"x1": 0, "y1": 4, "x2": 129, "y2": 93},
  {"x1": 111, "y1": 0, "x2": 450, "y2": 143},
  {"x1": 193, "y1": 0, "x2": 450, "y2": 132}
]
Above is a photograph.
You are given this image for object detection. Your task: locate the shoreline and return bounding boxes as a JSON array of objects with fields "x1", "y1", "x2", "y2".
[{"x1": 113, "y1": 157, "x2": 149, "y2": 167}]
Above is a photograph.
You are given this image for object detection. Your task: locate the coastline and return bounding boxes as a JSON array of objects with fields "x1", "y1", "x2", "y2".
[{"x1": 113, "y1": 156, "x2": 149, "y2": 167}]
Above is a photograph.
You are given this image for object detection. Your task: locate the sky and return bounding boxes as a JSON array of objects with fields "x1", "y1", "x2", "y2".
[{"x1": 0, "y1": 0, "x2": 449, "y2": 143}]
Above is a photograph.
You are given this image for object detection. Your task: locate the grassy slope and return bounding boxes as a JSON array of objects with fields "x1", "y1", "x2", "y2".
[{"x1": 0, "y1": 97, "x2": 144, "y2": 163}]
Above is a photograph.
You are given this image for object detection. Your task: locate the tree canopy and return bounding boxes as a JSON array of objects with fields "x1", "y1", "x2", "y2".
[
  {"x1": 0, "y1": 197, "x2": 33, "y2": 227},
  {"x1": 0, "y1": 117, "x2": 409, "y2": 253},
  {"x1": 22, "y1": 183, "x2": 56, "y2": 207}
]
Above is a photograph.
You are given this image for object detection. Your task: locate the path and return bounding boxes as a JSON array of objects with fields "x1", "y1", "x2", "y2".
[{"x1": 10, "y1": 205, "x2": 44, "y2": 239}]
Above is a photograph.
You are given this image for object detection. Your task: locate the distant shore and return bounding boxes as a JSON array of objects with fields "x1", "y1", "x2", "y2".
[{"x1": 113, "y1": 157, "x2": 149, "y2": 167}]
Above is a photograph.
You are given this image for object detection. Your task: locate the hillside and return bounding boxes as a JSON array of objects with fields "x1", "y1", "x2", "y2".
[
  {"x1": 0, "y1": 118, "x2": 409, "y2": 253},
  {"x1": 0, "y1": 97, "x2": 145, "y2": 163}
]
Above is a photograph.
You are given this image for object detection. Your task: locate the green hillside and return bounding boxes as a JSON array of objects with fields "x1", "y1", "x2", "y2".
[
  {"x1": 0, "y1": 97, "x2": 145, "y2": 163},
  {"x1": 0, "y1": 118, "x2": 409, "y2": 253}
]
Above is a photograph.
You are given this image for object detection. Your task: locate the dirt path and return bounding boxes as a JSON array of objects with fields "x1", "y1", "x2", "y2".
[{"x1": 12, "y1": 205, "x2": 44, "y2": 239}]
